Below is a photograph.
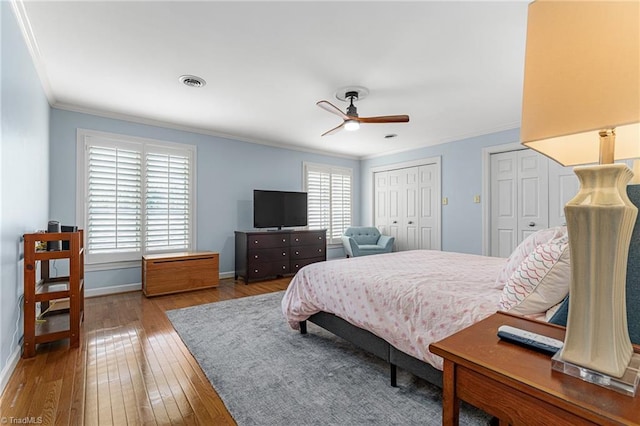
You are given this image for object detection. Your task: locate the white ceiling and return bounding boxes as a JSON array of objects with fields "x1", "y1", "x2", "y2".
[{"x1": 16, "y1": 1, "x2": 530, "y2": 159}]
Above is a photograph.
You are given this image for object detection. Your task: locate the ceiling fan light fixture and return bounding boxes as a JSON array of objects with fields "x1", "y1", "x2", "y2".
[{"x1": 344, "y1": 119, "x2": 360, "y2": 131}]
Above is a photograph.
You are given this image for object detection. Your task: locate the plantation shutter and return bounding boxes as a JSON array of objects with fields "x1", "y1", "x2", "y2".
[
  {"x1": 304, "y1": 163, "x2": 352, "y2": 245},
  {"x1": 145, "y1": 148, "x2": 192, "y2": 252},
  {"x1": 330, "y1": 172, "x2": 352, "y2": 242},
  {"x1": 80, "y1": 130, "x2": 195, "y2": 265},
  {"x1": 87, "y1": 143, "x2": 142, "y2": 262}
]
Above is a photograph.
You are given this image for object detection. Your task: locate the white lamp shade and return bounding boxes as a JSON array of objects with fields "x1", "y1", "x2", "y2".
[{"x1": 520, "y1": 0, "x2": 640, "y2": 166}]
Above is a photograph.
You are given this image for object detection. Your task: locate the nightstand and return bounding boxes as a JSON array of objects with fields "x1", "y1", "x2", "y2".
[{"x1": 429, "y1": 311, "x2": 640, "y2": 425}]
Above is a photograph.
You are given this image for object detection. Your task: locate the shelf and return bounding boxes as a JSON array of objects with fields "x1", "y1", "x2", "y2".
[
  {"x1": 23, "y1": 230, "x2": 84, "y2": 358},
  {"x1": 35, "y1": 312, "x2": 70, "y2": 343},
  {"x1": 35, "y1": 281, "x2": 70, "y2": 302}
]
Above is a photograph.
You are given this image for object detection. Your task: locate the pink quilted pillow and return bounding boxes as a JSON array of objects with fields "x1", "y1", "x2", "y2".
[
  {"x1": 499, "y1": 233, "x2": 570, "y2": 315},
  {"x1": 494, "y1": 226, "x2": 567, "y2": 290}
]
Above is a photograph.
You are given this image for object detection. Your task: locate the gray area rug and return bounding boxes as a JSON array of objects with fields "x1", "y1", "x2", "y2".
[{"x1": 166, "y1": 291, "x2": 491, "y2": 426}]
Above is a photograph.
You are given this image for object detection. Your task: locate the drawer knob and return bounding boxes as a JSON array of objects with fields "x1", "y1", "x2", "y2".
[
  {"x1": 282, "y1": 252, "x2": 286, "y2": 256},
  {"x1": 295, "y1": 251, "x2": 299, "y2": 255},
  {"x1": 282, "y1": 265, "x2": 286, "y2": 269},
  {"x1": 254, "y1": 269, "x2": 259, "y2": 273},
  {"x1": 295, "y1": 264, "x2": 299, "y2": 268},
  {"x1": 318, "y1": 249, "x2": 322, "y2": 252},
  {"x1": 254, "y1": 255, "x2": 259, "y2": 259},
  {"x1": 254, "y1": 240, "x2": 258, "y2": 244},
  {"x1": 282, "y1": 239, "x2": 286, "y2": 242},
  {"x1": 295, "y1": 238, "x2": 299, "y2": 242}
]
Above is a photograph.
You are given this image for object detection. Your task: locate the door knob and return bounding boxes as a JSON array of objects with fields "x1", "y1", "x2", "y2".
[{"x1": 528, "y1": 222, "x2": 535, "y2": 227}]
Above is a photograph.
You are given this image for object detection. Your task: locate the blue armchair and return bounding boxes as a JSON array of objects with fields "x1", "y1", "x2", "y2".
[{"x1": 341, "y1": 226, "x2": 395, "y2": 258}]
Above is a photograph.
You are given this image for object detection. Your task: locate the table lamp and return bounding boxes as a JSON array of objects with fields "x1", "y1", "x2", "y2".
[{"x1": 520, "y1": 0, "x2": 640, "y2": 392}]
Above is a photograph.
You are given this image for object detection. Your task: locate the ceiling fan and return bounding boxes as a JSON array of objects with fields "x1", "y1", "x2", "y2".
[{"x1": 316, "y1": 90, "x2": 410, "y2": 136}]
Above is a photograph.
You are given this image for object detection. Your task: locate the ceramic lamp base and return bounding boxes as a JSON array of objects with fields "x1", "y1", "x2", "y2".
[{"x1": 560, "y1": 163, "x2": 637, "y2": 377}]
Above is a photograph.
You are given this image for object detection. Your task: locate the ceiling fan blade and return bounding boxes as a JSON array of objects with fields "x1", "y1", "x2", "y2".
[
  {"x1": 316, "y1": 100, "x2": 350, "y2": 120},
  {"x1": 321, "y1": 121, "x2": 346, "y2": 137},
  {"x1": 357, "y1": 115, "x2": 410, "y2": 124}
]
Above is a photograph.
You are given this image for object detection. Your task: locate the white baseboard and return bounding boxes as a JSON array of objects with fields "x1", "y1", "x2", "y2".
[
  {"x1": 85, "y1": 272, "x2": 236, "y2": 298},
  {"x1": 220, "y1": 271, "x2": 235, "y2": 279},
  {"x1": 0, "y1": 345, "x2": 22, "y2": 398},
  {"x1": 85, "y1": 282, "x2": 141, "y2": 298}
]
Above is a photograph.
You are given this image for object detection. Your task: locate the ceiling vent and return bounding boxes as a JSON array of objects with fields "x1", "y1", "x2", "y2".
[{"x1": 179, "y1": 75, "x2": 206, "y2": 88}]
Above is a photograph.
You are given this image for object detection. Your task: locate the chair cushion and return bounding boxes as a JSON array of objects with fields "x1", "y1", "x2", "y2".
[{"x1": 344, "y1": 227, "x2": 381, "y2": 245}]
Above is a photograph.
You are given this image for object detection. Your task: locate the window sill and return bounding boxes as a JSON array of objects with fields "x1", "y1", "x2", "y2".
[{"x1": 85, "y1": 259, "x2": 141, "y2": 272}]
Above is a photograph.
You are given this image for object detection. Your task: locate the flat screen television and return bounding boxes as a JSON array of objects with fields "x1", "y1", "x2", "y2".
[{"x1": 253, "y1": 190, "x2": 308, "y2": 230}]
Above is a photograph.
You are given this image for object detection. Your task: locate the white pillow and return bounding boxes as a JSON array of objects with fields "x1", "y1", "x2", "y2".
[
  {"x1": 499, "y1": 232, "x2": 571, "y2": 315},
  {"x1": 494, "y1": 226, "x2": 568, "y2": 290}
]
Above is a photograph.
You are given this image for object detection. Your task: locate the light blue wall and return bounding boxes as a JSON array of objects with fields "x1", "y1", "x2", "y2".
[
  {"x1": 360, "y1": 129, "x2": 520, "y2": 255},
  {"x1": 1, "y1": 2, "x2": 50, "y2": 390},
  {"x1": 49, "y1": 109, "x2": 361, "y2": 290}
]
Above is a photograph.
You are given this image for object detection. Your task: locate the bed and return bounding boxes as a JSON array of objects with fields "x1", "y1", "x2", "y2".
[{"x1": 281, "y1": 227, "x2": 572, "y2": 388}]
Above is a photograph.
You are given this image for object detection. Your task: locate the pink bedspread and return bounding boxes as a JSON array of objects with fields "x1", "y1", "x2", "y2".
[{"x1": 281, "y1": 250, "x2": 507, "y2": 370}]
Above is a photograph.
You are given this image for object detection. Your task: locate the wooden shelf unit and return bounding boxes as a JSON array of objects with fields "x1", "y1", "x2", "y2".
[{"x1": 23, "y1": 231, "x2": 84, "y2": 358}]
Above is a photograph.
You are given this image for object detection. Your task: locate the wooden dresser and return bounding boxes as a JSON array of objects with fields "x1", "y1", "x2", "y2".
[
  {"x1": 142, "y1": 251, "x2": 219, "y2": 296},
  {"x1": 234, "y1": 229, "x2": 326, "y2": 283}
]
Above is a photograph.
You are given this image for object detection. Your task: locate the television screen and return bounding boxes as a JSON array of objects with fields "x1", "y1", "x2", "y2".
[{"x1": 254, "y1": 190, "x2": 308, "y2": 229}]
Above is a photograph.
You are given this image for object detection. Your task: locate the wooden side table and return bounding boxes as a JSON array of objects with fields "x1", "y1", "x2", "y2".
[{"x1": 429, "y1": 311, "x2": 640, "y2": 425}]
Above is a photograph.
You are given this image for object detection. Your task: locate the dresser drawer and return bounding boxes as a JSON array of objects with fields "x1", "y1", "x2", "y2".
[
  {"x1": 247, "y1": 247, "x2": 289, "y2": 263},
  {"x1": 290, "y1": 231, "x2": 326, "y2": 246},
  {"x1": 247, "y1": 233, "x2": 289, "y2": 248},
  {"x1": 290, "y1": 257, "x2": 324, "y2": 273},
  {"x1": 290, "y1": 245, "x2": 325, "y2": 260},
  {"x1": 247, "y1": 261, "x2": 289, "y2": 279}
]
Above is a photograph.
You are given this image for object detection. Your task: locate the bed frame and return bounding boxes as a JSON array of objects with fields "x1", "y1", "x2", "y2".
[
  {"x1": 299, "y1": 312, "x2": 442, "y2": 388},
  {"x1": 298, "y1": 185, "x2": 640, "y2": 390}
]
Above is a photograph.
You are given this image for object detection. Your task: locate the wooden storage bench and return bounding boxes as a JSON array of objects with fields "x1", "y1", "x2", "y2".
[{"x1": 142, "y1": 251, "x2": 219, "y2": 296}]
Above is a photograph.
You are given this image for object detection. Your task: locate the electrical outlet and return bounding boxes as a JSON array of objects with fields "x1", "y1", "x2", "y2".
[{"x1": 442, "y1": 197, "x2": 448, "y2": 205}]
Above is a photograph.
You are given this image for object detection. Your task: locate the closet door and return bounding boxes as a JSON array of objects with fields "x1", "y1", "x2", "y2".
[
  {"x1": 387, "y1": 169, "x2": 404, "y2": 250},
  {"x1": 374, "y1": 171, "x2": 390, "y2": 236},
  {"x1": 490, "y1": 149, "x2": 549, "y2": 257},
  {"x1": 403, "y1": 167, "x2": 421, "y2": 251},
  {"x1": 548, "y1": 161, "x2": 580, "y2": 227},
  {"x1": 490, "y1": 151, "x2": 519, "y2": 258},
  {"x1": 374, "y1": 160, "x2": 441, "y2": 252},
  {"x1": 518, "y1": 150, "x2": 549, "y2": 241},
  {"x1": 418, "y1": 164, "x2": 440, "y2": 250}
]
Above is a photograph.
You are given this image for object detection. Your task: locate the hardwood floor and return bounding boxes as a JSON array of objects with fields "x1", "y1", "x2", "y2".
[{"x1": 0, "y1": 278, "x2": 291, "y2": 425}]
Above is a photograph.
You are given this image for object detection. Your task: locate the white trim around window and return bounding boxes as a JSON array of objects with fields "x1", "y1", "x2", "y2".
[
  {"x1": 76, "y1": 129, "x2": 197, "y2": 269},
  {"x1": 303, "y1": 161, "x2": 353, "y2": 245}
]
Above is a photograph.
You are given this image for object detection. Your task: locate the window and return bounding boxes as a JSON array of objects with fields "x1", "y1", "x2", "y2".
[
  {"x1": 77, "y1": 130, "x2": 196, "y2": 266},
  {"x1": 303, "y1": 162, "x2": 352, "y2": 244}
]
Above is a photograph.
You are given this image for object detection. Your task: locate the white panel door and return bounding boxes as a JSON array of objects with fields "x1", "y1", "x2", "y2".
[
  {"x1": 403, "y1": 167, "x2": 420, "y2": 251},
  {"x1": 517, "y1": 150, "x2": 549, "y2": 241},
  {"x1": 418, "y1": 164, "x2": 440, "y2": 250},
  {"x1": 548, "y1": 161, "x2": 580, "y2": 227},
  {"x1": 387, "y1": 169, "x2": 404, "y2": 250},
  {"x1": 491, "y1": 151, "x2": 519, "y2": 258},
  {"x1": 374, "y1": 171, "x2": 390, "y2": 235},
  {"x1": 374, "y1": 160, "x2": 441, "y2": 253}
]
